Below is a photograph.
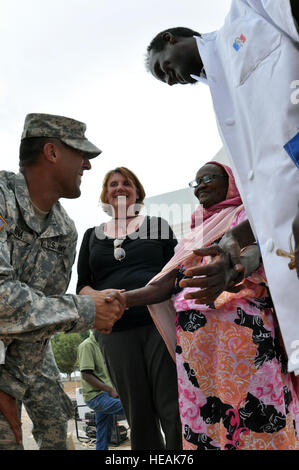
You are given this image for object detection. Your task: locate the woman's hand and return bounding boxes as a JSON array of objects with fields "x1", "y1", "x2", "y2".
[{"x1": 105, "y1": 289, "x2": 127, "y2": 310}]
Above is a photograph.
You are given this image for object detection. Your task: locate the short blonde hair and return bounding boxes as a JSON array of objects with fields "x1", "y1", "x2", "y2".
[{"x1": 100, "y1": 167, "x2": 146, "y2": 207}]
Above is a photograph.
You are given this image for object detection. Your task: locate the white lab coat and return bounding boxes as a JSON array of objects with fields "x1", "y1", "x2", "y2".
[{"x1": 193, "y1": 0, "x2": 299, "y2": 373}]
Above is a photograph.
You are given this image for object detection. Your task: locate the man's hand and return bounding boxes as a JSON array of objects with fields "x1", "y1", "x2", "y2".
[
  {"x1": 180, "y1": 245, "x2": 245, "y2": 305},
  {"x1": 218, "y1": 219, "x2": 255, "y2": 271},
  {"x1": 292, "y1": 202, "x2": 299, "y2": 278},
  {"x1": 0, "y1": 390, "x2": 22, "y2": 444},
  {"x1": 98, "y1": 290, "x2": 127, "y2": 333},
  {"x1": 80, "y1": 287, "x2": 126, "y2": 331},
  {"x1": 218, "y1": 230, "x2": 243, "y2": 273}
]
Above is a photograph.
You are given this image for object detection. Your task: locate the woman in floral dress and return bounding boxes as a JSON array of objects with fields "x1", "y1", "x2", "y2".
[{"x1": 108, "y1": 162, "x2": 299, "y2": 450}]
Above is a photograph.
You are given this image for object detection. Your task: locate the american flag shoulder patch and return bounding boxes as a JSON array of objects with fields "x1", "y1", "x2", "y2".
[{"x1": 0, "y1": 215, "x2": 7, "y2": 232}]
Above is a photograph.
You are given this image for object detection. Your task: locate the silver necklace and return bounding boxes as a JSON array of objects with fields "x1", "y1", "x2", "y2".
[{"x1": 112, "y1": 216, "x2": 139, "y2": 261}]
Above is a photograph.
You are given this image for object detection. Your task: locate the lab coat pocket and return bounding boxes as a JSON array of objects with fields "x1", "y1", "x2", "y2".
[
  {"x1": 284, "y1": 132, "x2": 299, "y2": 169},
  {"x1": 223, "y1": 16, "x2": 282, "y2": 87}
]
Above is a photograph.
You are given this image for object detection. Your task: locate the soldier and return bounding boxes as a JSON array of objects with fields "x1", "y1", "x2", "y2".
[{"x1": 0, "y1": 113, "x2": 125, "y2": 450}]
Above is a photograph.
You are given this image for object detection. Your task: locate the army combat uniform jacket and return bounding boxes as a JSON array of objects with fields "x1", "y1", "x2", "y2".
[{"x1": 0, "y1": 171, "x2": 95, "y2": 401}]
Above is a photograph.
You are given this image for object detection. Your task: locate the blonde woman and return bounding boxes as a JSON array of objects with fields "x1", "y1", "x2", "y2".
[{"x1": 77, "y1": 167, "x2": 182, "y2": 450}]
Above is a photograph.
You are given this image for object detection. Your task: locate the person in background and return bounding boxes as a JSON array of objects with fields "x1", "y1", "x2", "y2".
[
  {"x1": 107, "y1": 162, "x2": 299, "y2": 450},
  {"x1": 77, "y1": 167, "x2": 182, "y2": 450},
  {"x1": 145, "y1": 0, "x2": 299, "y2": 378},
  {"x1": 0, "y1": 113, "x2": 125, "y2": 450},
  {"x1": 78, "y1": 329, "x2": 124, "y2": 450}
]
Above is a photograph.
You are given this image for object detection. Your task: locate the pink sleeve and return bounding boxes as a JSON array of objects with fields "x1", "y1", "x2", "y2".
[{"x1": 230, "y1": 207, "x2": 247, "y2": 228}]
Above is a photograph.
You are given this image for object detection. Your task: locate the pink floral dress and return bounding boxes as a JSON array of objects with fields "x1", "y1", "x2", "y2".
[{"x1": 173, "y1": 209, "x2": 299, "y2": 450}]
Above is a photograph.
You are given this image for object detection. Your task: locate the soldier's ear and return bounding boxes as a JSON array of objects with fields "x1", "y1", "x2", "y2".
[{"x1": 43, "y1": 142, "x2": 57, "y2": 164}]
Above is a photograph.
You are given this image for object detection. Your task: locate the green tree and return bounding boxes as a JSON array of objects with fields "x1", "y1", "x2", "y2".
[
  {"x1": 79, "y1": 331, "x2": 89, "y2": 342},
  {"x1": 52, "y1": 332, "x2": 84, "y2": 379}
]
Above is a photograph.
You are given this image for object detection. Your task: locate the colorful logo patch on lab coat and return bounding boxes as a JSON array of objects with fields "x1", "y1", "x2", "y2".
[
  {"x1": 233, "y1": 34, "x2": 246, "y2": 51},
  {"x1": 284, "y1": 132, "x2": 299, "y2": 168},
  {"x1": 0, "y1": 216, "x2": 6, "y2": 232}
]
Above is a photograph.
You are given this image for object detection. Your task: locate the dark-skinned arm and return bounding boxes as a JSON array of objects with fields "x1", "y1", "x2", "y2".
[
  {"x1": 106, "y1": 269, "x2": 178, "y2": 307},
  {"x1": 178, "y1": 219, "x2": 256, "y2": 303},
  {"x1": 81, "y1": 371, "x2": 119, "y2": 398},
  {"x1": 106, "y1": 222, "x2": 257, "y2": 307},
  {"x1": 180, "y1": 244, "x2": 261, "y2": 305}
]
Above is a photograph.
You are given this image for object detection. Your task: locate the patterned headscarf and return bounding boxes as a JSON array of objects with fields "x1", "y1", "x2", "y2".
[{"x1": 191, "y1": 161, "x2": 242, "y2": 228}]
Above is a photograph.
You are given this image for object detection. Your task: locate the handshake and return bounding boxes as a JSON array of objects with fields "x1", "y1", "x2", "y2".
[{"x1": 79, "y1": 286, "x2": 127, "y2": 333}]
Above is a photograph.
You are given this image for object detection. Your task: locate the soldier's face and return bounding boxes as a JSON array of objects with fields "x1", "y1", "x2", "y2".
[{"x1": 56, "y1": 144, "x2": 91, "y2": 198}]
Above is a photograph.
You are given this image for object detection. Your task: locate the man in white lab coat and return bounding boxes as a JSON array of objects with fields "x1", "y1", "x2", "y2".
[{"x1": 146, "y1": 0, "x2": 299, "y2": 375}]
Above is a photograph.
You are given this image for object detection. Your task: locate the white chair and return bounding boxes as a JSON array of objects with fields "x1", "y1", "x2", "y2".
[{"x1": 74, "y1": 387, "x2": 95, "y2": 441}]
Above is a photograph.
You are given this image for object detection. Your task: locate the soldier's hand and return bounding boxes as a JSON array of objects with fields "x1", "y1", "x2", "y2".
[
  {"x1": 84, "y1": 288, "x2": 125, "y2": 331},
  {"x1": 98, "y1": 289, "x2": 127, "y2": 333},
  {"x1": 79, "y1": 286, "x2": 126, "y2": 331},
  {"x1": 0, "y1": 390, "x2": 22, "y2": 444}
]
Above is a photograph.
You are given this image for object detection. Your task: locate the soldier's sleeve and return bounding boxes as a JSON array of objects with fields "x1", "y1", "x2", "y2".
[{"x1": 0, "y1": 189, "x2": 95, "y2": 338}]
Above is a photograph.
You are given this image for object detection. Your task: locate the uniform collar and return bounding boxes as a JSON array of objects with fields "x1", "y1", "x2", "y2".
[{"x1": 14, "y1": 172, "x2": 74, "y2": 237}]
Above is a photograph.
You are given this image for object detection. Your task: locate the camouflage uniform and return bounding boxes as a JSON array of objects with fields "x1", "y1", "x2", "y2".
[{"x1": 0, "y1": 114, "x2": 101, "y2": 450}]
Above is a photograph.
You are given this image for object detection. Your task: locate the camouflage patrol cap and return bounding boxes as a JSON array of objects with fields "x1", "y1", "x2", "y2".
[{"x1": 21, "y1": 113, "x2": 102, "y2": 159}]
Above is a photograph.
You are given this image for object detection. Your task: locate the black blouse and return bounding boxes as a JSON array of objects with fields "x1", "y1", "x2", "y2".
[{"x1": 76, "y1": 216, "x2": 177, "y2": 331}]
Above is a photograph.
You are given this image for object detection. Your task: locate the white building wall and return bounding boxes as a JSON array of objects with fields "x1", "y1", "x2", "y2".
[{"x1": 143, "y1": 148, "x2": 229, "y2": 239}]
